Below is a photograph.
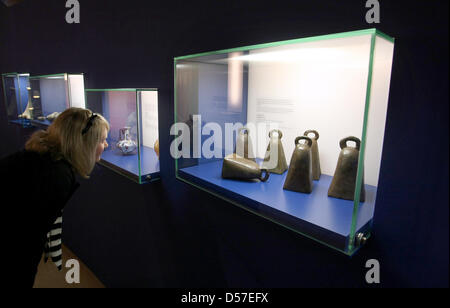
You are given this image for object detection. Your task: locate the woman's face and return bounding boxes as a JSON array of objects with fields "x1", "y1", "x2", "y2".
[{"x1": 95, "y1": 128, "x2": 109, "y2": 162}]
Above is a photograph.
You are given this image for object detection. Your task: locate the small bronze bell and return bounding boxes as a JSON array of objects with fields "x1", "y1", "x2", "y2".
[
  {"x1": 262, "y1": 129, "x2": 288, "y2": 174},
  {"x1": 283, "y1": 136, "x2": 313, "y2": 194},
  {"x1": 303, "y1": 130, "x2": 321, "y2": 180},
  {"x1": 328, "y1": 136, "x2": 365, "y2": 202},
  {"x1": 222, "y1": 154, "x2": 269, "y2": 182},
  {"x1": 234, "y1": 127, "x2": 256, "y2": 162}
]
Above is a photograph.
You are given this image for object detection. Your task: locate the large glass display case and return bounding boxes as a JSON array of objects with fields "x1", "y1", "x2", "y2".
[
  {"x1": 174, "y1": 29, "x2": 395, "y2": 255},
  {"x1": 27, "y1": 73, "x2": 85, "y2": 127},
  {"x1": 85, "y1": 89, "x2": 160, "y2": 184},
  {"x1": 1, "y1": 73, "x2": 31, "y2": 127}
]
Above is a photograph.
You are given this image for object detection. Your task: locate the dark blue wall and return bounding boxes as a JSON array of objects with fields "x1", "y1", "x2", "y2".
[{"x1": 0, "y1": 0, "x2": 448, "y2": 287}]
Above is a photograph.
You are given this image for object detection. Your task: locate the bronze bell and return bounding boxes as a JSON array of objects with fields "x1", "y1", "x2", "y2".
[
  {"x1": 262, "y1": 129, "x2": 288, "y2": 174},
  {"x1": 222, "y1": 154, "x2": 269, "y2": 182},
  {"x1": 303, "y1": 130, "x2": 321, "y2": 180},
  {"x1": 328, "y1": 136, "x2": 365, "y2": 202},
  {"x1": 234, "y1": 127, "x2": 256, "y2": 162},
  {"x1": 283, "y1": 136, "x2": 313, "y2": 194}
]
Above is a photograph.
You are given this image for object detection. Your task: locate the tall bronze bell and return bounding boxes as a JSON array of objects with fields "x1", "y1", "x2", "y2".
[
  {"x1": 283, "y1": 136, "x2": 313, "y2": 194},
  {"x1": 262, "y1": 129, "x2": 288, "y2": 174},
  {"x1": 328, "y1": 136, "x2": 365, "y2": 202},
  {"x1": 303, "y1": 130, "x2": 321, "y2": 180},
  {"x1": 234, "y1": 127, "x2": 256, "y2": 162},
  {"x1": 222, "y1": 154, "x2": 269, "y2": 182}
]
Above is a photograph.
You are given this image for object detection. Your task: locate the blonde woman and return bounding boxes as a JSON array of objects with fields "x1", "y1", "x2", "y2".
[{"x1": 0, "y1": 107, "x2": 109, "y2": 287}]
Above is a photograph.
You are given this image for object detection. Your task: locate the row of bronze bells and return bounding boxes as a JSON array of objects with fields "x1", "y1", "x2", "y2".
[{"x1": 221, "y1": 128, "x2": 365, "y2": 202}]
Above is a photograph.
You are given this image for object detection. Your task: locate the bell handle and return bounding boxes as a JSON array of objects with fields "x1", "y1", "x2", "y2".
[
  {"x1": 304, "y1": 129, "x2": 319, "y2": 140},
  {"x1": 260, "y1": 169, "x2": 270, "y2": 182},
  {"x1": 238, "y1": 127, "x2": 250, "y2": 135},
  {"x1": 339, "y1": 136, "x2": 361, "y2": 150},
  {"x1": 295, "y1": 136, "x2": 313, "y2": 147},
  {"x1": 269, "y1": 129, "x2": 283, "y2": 139}
]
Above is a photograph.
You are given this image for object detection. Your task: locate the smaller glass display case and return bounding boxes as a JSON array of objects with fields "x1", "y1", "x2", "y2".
[
  {"x1": 2, "y1": 72, "x2": 31, "y2": 127},
  {"x1": 27, "y1": 73, "x2": 85, "y2": 127},
  {"x1": 85, "y1": 89, "x2": 160, "y2": 184}
]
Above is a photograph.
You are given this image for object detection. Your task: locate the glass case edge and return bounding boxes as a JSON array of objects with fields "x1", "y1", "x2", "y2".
[
  {"x1": 174, "y1": 59, "x2": 180, "y2": 174},
  {"x1": 66, "y1": 74, "x2": 73, "y2": 108},
  {"x1": 136, "y1": 88, "x2": 158, "y2": 92},
  {"x1": 85, "y1": 89, "x2": 158, "y2": 92},
  {"x1": 136, "y1": 91, "x2": 143, "y2": 184},
  {"x1": 375, "y1": 29, "x2": 395, "y2": 43},
  {"x1": 2, "y1": 72, "x2": 18, "y2": 76},
  {"x1": 85, "y1": 88, "x2": 137, "y2": 92},
  {"x1": 29, "y1": 73, "x2": 67, "y2": 79},
  {"x1": 1, "y1": 75, "x2": 8, "y2": 120},
  {"x1": 348, "y1": 33, "x2": 378, "y2": 251},
  {"x1": 174, "y1": 28, "x2": 378, "y2": 61}
]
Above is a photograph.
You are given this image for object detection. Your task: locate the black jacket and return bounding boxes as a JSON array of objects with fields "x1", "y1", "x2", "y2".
[{"x1": 0, "y1": 150, "x2": 79, "y2": 287}]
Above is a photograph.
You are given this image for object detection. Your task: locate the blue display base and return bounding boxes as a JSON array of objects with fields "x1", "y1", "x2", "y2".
[
  {"x1": 100, "y1": 145, "x2": 160, "y2": 183},
  {"x1": 178, "y1": 160, "x2": 376, "y2": 253},
  {"x1": 30, "y1": 118, "x2": 52, "y2": 127},
  {"x1": 9, "y1": 119, "x2": 33, "y2": 127}
]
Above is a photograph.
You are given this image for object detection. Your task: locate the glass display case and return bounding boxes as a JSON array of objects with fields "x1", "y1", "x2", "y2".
[
  {"x1": 85, "y1": 89, "x2": 160, "y2": 184},
  {"x1": 174, "y1": 29, "x2": 395, "y2": 255},
  {"x1": 1, "y1": 73, "x2": 31, "y2": 127},
  {"x1": 27, "y1": 73, "x2": 85, "y2": 127}
]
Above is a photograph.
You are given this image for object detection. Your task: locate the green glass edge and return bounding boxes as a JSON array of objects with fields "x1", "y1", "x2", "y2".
[
  {"x1": 1, "y1": 74, "x2": 9, "y2": 120},
  {"x1": 17, "y1": 75, "x2": 23, "y2": 119},
  {"x1": 348, "y1": 33, "x2": 377, "y2": 251},
  {"x1": 1, "y1": 73, "x2": 28, "y2": 122},
  {"x1": 375, "y1": 29, "x2": 395, "y2": 43},
  {"x1": 85, "y1": 88, "x2": 157, "y2": 92},
  {"x1": 2, "y1": 72, "x2": 29, "y2": 77},
  {"x1": 174, "y1": 29, "x2": 388, "y2": 61},
  {"x1": 136, "y1": 91, "x2": 143, "y2": 184},
  {"x1": 29, "y1": 73, "x2": 84, "y2": 80},
  {"x1": 66, "y1": 73, "x2": 73, "y2": 108},
  {"x1": 86, "y1": 88, "x2": 158, "y2": 92},
  {"x1": 29, "y1": 73, "x2": 67, "y2": 79},
  {"x1": 84, "y1": 89, "x2": 88, "y2": 110},
  {"x1": 137, "y1": 88, "x2": 158, "y2": 92},
  {"x1": 174, "y1": 60, "x2": 179, "y2": 173},
  {"x1": 2, "y1": 72, "x2": 18, "y2": 77},
  {"x1": 86, "y1": 88, "x2": 138, "y2": 92}
]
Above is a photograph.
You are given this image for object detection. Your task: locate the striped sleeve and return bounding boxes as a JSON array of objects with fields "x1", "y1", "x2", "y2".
[{"x1": 44, "y1": 210, "x2": 63, "y2": 271}]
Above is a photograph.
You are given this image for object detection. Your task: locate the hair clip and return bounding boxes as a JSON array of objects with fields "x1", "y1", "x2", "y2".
[{"x1": 81, "y1": 113, "x2": 98, "y2": 135}]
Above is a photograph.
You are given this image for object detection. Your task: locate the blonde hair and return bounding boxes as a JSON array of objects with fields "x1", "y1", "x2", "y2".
[{"x1": 25, "y1": 107, "x2": 110, "y2": 178}]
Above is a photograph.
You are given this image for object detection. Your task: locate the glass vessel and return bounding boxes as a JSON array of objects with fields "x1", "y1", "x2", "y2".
[
  {"x1": 174, "y1": 29, "x2": 395, "y2": 255},
  {"x1": 1, "y1": 73, "x2": 31, "y2": 127},
  {"x1": 28, "y1": 73, "x2": 85, "y2": 127},
  {"x1": 85, "y1": 89, "x2": 160, "y2": 184}
]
